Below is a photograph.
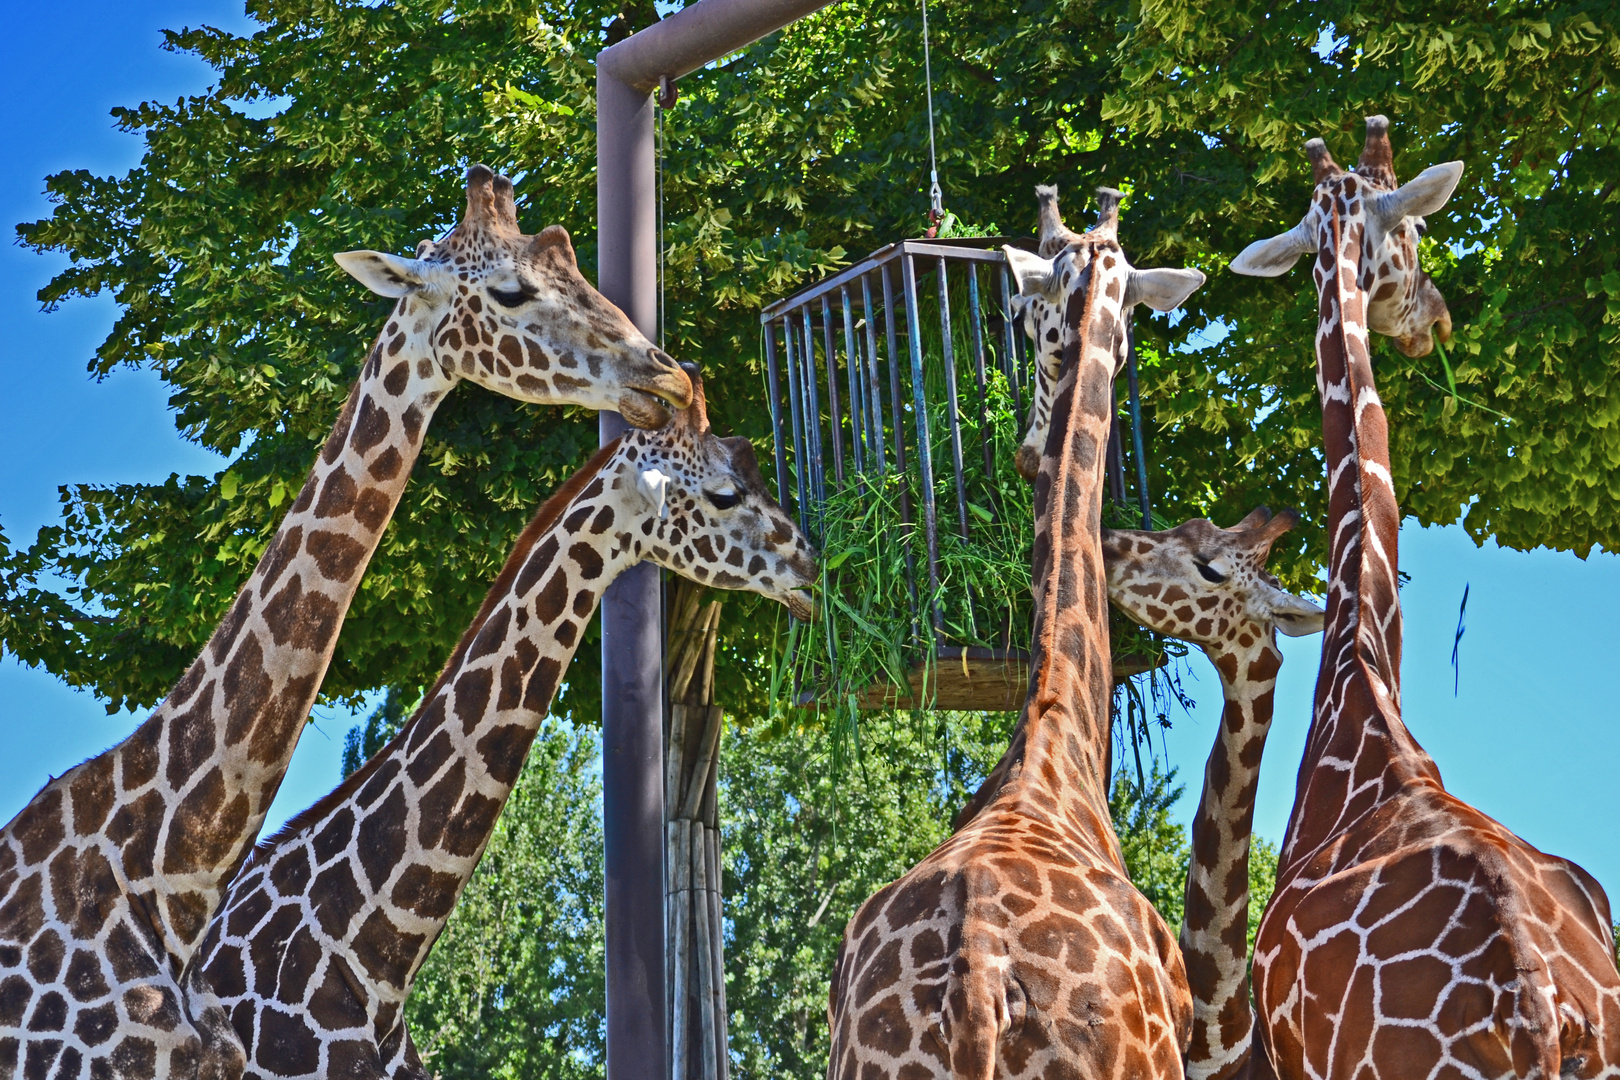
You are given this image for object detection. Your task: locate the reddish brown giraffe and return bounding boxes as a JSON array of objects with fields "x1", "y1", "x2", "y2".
[
  {"x1": 1100, "y1": 510, "x2": 1324, "y2": 1080},
  {"x1": 181, "y1": 371, "x2": 815, "y2": 1079},
  {"x1": 1231, "y1": 116, "x2": 1620, "y2": 1080},
  {"x1": 826, "y1": 186, "x2": 1206, "y2": 1080},
  {"x1": 0, "y1": 166, "x2": 691, "y2": 1079}
]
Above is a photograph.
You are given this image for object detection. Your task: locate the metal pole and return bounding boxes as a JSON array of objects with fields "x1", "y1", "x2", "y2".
[
  {"x1": 595, "y1": 2, "x2": 841, "y2": 1076},
  {"x1": 597, "y1": 60, "x2": 667, "y2": 1080}
]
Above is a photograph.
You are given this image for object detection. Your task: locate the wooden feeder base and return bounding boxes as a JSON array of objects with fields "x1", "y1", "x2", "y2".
[{"x1": 850, "y1": 647, "x2": 1166, "y2": 712}]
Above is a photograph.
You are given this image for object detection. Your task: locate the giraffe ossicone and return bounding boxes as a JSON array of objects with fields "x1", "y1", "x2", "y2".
[
  {"x1": 180, "y1": 370, "x2": 815, "y2": 1079},
  {"x1": 1236, "y1": 115, "x2": 1620, "y2": 1080},
  {"x1": 1102, "y1": 507, "x2": 1323, "y2": 1080},
  {"x1": 1004, "y1": 186, "x2": 1206, "y2": 481},
  {"x1": 0, "y1": 164, "x2": 692, "y2": 1079},
  {"x1": 828, "y1": 185, "x2": 1203, "y2": 1080}
]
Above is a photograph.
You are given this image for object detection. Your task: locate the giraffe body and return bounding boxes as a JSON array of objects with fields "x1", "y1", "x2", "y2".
[
  {"x1": 182, "y1": 375, "x2": 815, "y2": 1080},
  {"x1": 0, "y1": 166, "x2": 690, "y2": 1079},
  {"x1": 1101, "y1": 510, "x2": 1324, "y2": 1080},
  {"x1": 1232, "y1": 117, "x2": 1620, "y2": 1080},
  {"x1": 828, "y1": 188, "x2": 1205, "y2": 1080}
]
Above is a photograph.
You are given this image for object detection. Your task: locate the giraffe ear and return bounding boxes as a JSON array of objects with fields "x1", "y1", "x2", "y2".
[
  {"x1": 1002, "y1": 246, "x2": 1060, "y2": 300},
  {"x1": 1230, "y1": 221, "x2": 1315, "y2": 277},
  {"x1": 636, "y1": 466, "x2": 673, "y2": 521},
  {"x1": 1124, "y1": 266, "x2": 1206, "y2": 312},
  {"x1": 335, "y1": 250, "x2": 428, "y2": 297},
  {"x1": 1271, "y1": 591, "x2": 1326, "y2": 637},
  {"x1": 1369, "y1": 161, "x2": 1464, "y2": 231}
]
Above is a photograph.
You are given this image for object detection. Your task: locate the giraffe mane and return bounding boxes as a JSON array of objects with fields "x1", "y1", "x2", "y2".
[{"x1": 251, "y1": 438, "x2": 624, "y2": 855}]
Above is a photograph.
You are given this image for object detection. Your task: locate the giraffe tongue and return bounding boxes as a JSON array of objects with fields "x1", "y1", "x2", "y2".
[{"x1": 618, "y1": 388, "x2": 674, "y2": 429}]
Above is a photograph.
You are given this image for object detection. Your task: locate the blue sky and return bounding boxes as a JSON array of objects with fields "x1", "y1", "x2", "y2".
[{"x1": 0, "y1": 1, "x2": 1614, "y2": 905}]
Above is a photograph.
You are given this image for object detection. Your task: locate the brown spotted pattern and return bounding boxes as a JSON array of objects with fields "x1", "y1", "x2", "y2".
[
  {"x1": 828, "y1": 189, "x2": 1193, "y2": 1080},
  {"x1": 1234, "y1": 117, "x2": 1620, "y2": 1080},
  {"x1": 180, "y1": 375, "x2": 815, "y2": 1080},
  {"x1": 1101, "y1": 511, "x2": 1324, "y2": 1080},
  {"x1": 0, "y1": 165, "x2": 691, "y2": 1079}
]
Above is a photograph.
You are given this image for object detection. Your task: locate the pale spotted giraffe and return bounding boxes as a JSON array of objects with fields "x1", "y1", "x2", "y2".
[
  {"x1": 827, "y1": 187, "x2": 1205, "y2": 1080},
  {"x1": 1010, "y1": 183, "x2": 1085, "y2": 481},
  {"x1": 0, "y1": 165, "x2": 690, "y2": 1080},
  {"x1": 1231, "y1": 116, "x2": 1620, "y2": 1080},
  {"x1": 181, "y1": 371, "x2": 815, "y2": 1080},
  {"x1": 1100, "y1": 509, "x2": 1324, "y2": 1080}
]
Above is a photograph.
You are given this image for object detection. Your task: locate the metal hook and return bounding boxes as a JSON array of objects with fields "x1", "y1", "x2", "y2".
[{"x1": 657, "y1": 74, "x2": 678, "y2": 109}]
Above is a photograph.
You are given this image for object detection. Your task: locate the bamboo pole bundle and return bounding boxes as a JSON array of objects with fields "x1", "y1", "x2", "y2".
[{"x1": 666, "y1": 581, "x2": 728, "y2": 1080}]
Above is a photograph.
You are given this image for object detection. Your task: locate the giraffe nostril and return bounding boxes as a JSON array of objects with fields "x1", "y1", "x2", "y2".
[{"x1": 652, "y1": 348, "x2": 681, "y2": 371}]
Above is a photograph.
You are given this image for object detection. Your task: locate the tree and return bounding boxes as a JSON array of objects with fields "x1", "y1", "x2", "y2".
[
  {"x1": 4, "y1": 0, "x2": 1615, "y2": 711},
  {"x1": 403, "y1": 717, "x2": 607, "y2": 1080}
]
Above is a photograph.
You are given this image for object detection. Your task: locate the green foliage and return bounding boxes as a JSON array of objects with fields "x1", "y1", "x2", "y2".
[
  {"x1": 339, "y1": 687, "x2": 408, "y2": 778},
  {"x1": 1106, "y1": 0, "x2": 1620, "y2": 556},
  {"x1": 404, "y1": 719, "x2": 606, "y2": 1080},
  {"x1": 1109, "y1": 766, "x2": 1192, "y2": 930},
  {"x1": 3, "y1": 0, "x2": 1614, "y2": 712},
  {"x1": 720, "y1": 710, "x2": 1014, "y2": 1078}
]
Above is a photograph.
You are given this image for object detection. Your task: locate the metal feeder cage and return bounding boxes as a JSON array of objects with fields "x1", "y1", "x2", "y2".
[{"x1": 761, "y1": 236, "x2": 1159, "y2": 711}]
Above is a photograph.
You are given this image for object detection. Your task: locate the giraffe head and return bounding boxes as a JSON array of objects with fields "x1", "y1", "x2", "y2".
[
  {"x1": 334, "y1": 164, "x2": 692, "y2": 427},
  {"x1": 1005, "y1": 185, "x2": 1206, "y2": 480},
  {"x1": 1101, "y1": 507, "x2": 1324, "y2": 656},
  {"x1": 612, "y1": 365, "x2": 817, "y2": 618},
  {"x1": 1230, "y1": 115, "x2": 1464, "y2": 358}
]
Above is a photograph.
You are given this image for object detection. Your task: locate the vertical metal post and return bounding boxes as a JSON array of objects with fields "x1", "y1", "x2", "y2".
[
  {"x1": 596, "y1": 5, "x2": 845, "y2": 1076},
  {"x1": 783, "y1": 317, "x2": 809, "y2": 534},
  {"x1": 596, "y1": 64, "x2": 667, "y2": 1080},
  {"x1": 966, "y1": 267, "x2": 994, "y2": 486},
  {"x1": 762, "y1": 324, "x2": 789, "y2": 507},
  {"x1": 860, "y1": 274, "x2": 887, "y2": 472},
  {"x1": 998, "y1": 266, "x2": 1025, "y2": 420},
  {"x1": 1125, "y1": 321, "x2": 1152, "y2": 529},
  {"x1": 935, "y1": 258, "x2": 969, "y2": 541},
  {"x1": 819, "y1": 296, "x2": 845, "y2": 487},
  {"x1": 841, "y1": 286, "x2": 865, "y2": 477},
  {"x1": 881, "y1": 262, "x2": 919, "y2": 634},
  {"x1": 902, "y1": 253, "x2": 942, "y2": 632},
  {"x1": 799, "y1": 305, "x2": 825, "y2": 518}
]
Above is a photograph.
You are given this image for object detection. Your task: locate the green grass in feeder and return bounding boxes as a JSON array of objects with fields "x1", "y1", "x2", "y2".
[{"x1": 771, "y1": 265, "x2": 1183, "y2": 760}]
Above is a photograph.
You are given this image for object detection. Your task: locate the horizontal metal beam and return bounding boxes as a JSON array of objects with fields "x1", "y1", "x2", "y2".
[
  {"x1": 600, "y1": 0, "x2": 843, "y2": 94},
  {"x1": 759, "y1": 237, "x2": 1030, "y2": 322}
]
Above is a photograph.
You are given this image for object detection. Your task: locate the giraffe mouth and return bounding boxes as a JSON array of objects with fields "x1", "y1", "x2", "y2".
[
  {"x1": 783, "y1": 589, "x2": 815, "y2": 621},
  {"x1": 617, "y1": 388, "x2": 684, "y2": 429}
]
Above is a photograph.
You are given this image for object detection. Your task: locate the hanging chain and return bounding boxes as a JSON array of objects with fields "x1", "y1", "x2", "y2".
[{"x1": 920, "y1": 0, "x2": 944, "y2": 231}]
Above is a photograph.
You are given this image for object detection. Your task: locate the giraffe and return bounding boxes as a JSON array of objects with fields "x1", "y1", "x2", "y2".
[
  {"x1": 181, "y1": 369, "x2": 816, "y2": 1080},
  {"x1": 0, "y1": 165, "x2": 692, "y2": 1080},
  {"x1": 1010, "y1": 183, "x2": 1163, "y2": 482},
  {"x1": 1100, "y1": 508, "x2": 1325, "y2": 1080},
  {"x1": 826, "y1": 186, "x2": 1206, "y2": 1080},
  {"x1": 1230, "y1": 115, "x2": 1620, "y2": 1080}
]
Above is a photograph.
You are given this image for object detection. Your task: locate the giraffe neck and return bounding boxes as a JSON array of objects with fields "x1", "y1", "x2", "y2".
[
  {"x1": 6, "y1": 299, "x2": 457, "y2": 970},
  {"x1": 190, "y1": 445, "x2": 634, "y2": 1047},
  {"x1": 1001, "y1": 243, "x2": 1123, "y2": 849},
  {"x1": 1182, "y1": 634, "x2": 1281, "y2": 1080},
  {"x1": 1281, "y1": 197, "x2": 1438, "y2": 869}
]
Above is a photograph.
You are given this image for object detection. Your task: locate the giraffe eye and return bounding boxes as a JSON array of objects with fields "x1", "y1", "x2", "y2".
[
  {"x1": 488, "y1": 286, "x2": 532, "y2": 308},
  {"x1": 1412, "y1": 220, "x2": 1428, "y2": 238},
  {"x1": 706, "y1": 489, "x2": 742, "y2": 511},
  {"x1": 1195, "y1": 561, "x2": 1226, "y2": 584}
]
